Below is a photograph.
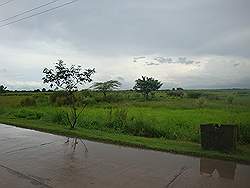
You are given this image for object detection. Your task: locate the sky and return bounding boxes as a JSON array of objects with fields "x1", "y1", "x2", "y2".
[{"x1": 0, "y1": 0, "x2": 250, "y2": 90}]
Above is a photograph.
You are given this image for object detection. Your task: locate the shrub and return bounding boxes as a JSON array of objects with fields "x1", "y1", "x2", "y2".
[
  {"x1": 104, "y1": 107, "x2": 164, "y2": 138},
  {"x1": 126, "y1": 117, "x2": 162, "y2": 137},
  {"x1": 78, "y1": 118, "x2": 100, "y2": 129},
  {"x1": 236, "y1": 91, "x2": 249, "y2": 96},
  {"x1": 239, "y1": 124, "x2": 250, "y2": 144},
  {"x1": 81, "y1": 89, "x2": 93, "y2": 97},
  {"x1": 0, "y1": 107, "x2": 7, "y2": 115},
  {"x1": 20, "y1": 97, "x2": 37, "y2": 107},
  {"x1": 206, "y1": 94, "x2": 220, "y2": 100},
  {"x1": 78, "y1": 96, "x2": 97, "y2": 106},
  {"x1": 227, "y1": 96, "x2": 234, "y2": 104},
  {"x1": 196, "y1": 97, "x2": 206, "y2": 108},
  {"x1": 166, "y1": 90, "x2": 184, "y2": 98},
  {"x1": 12, "y1": 109, "x2": 43, "y2": 120},
  {"x1": 50, "y1": 110, "x2": 67, "y2": 125},
  {"x1": 49, "y1": 91, "x2": 73, "y2": 106},
  {"x1": 34, "y1": 95, "x2": 49, "y2": 106},
  {"x1": 105, "y1": 107, "x2": 128, "y2": 131},
  {"x1": 187, "y1": 92, "x2": 202, "y2": 99}
]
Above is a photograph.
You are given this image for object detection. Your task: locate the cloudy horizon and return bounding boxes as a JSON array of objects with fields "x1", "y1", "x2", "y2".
[{"x1": 1, "y1": 0, "x2": 250, "y2": 90}]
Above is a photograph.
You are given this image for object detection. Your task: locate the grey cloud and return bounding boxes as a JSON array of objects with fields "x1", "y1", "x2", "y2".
[
  {"x1": 233, "y1": 63, "x2": 240, "y2": 67},
  {"x1": 0, "y1": 68, "x2": 7, "y2": 73},
  {"x1": 177, "y1": 58, "x2": 194, "y2": 65},
  {"x1": 145, "y1": 62, "x2": 160, "y2": 66},
  {"x1": 154, "y1": 57, "x2": 200, "y2": 65},
  {"x1": 115, "y1": 76, "x2": 132, "y2": 89},
  {"x1": 0, "y1": 0, "x2": 250, "y2": 89},
  {"x1": 116, "y1": 76, "x2": 125, "y2": 81},
  {"x1": 1, "y1": 0, "x2": 250, "y2": 57},
  {"x1": 133, "y1": 57, "x2": 146, "y2": 62},
  {"x1": 154, "y1": 57, "x2": 170, "y2": 63},
  {"x1": 134, "y1": 56, "x2": 201, "y2": 66}
]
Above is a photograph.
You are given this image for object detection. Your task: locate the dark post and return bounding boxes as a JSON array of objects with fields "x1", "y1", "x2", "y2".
[
  {"x1": 200, "y1": 124, "x2": 238, "y2": 151},
  {"x1": 220, "y1": 124, "x2": 238, "y2": 151},
  {"x1": 200, "y1": 124, "x2": 216, "y2": 149}
]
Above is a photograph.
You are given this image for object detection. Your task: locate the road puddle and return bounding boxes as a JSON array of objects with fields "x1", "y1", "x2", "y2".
[{"x1": 0, "y1": 124, "x2": 249, "y2": 188}]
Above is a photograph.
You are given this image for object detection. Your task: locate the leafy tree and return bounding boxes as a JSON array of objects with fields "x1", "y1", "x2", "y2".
[
  {"x1": 34, "y1": 89, "x2": 41, "y2": 92},
  {"x1": 133, "y1": 76, "x2": 162, "y2": 100},
  {"x1": 42, "y1": 60, "x2": 95, "y2": 129},
  {"x1": 91, "y1": 80, "x2": 121, "y2": 99},
  {"x1": 0, "y1": 85, "x2": 7, "y2": 94}
]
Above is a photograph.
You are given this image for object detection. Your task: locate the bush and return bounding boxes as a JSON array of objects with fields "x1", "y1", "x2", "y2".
[
  {"x1": 49, "y1": 91, "x2": 73, "y2": 106},
  {"x1": 20, "y1": 97, "x2": 37, "y2": 106},
  {"x1": 227, "y1": 96, "x2": 234, "y2": 104},
  {"x1": 105, "y1": 107, "x2": 128, "y2": 131},
  {"x1": 206, "y1": 94, "x2": 220, "y2": 100},
  {"x1": 239, "y1": 124, "x2": 250, "y2": 144},
  {"x1": 187, "y1": 92, "x2": 203, "y2": 99},
  {"x1": 166, "y1": 90, "x2": 184, "y2": 98},
  {"x1": 78, "y1": 96, "x2": 97, "y2": 106},
  {"x1": 12, "y1": 109, "x2": 43, "y2": 120},
  {"x1": 126, "y1": 117, "x2": 163, "y2": 137},
  {"x1": 0, "y1": 107, "x2": 7, "y2": 115},
  {"x1": 78, "y1": 118, "x2": 100, "y2": 129},
  {"x1": 236, "y1": 91, "x2": 249, "y2": 96},
  {"x1": 81, "y1": 89, "x2": 93, "y2": 97},
  {"x1": 104, "y1": 107, "x2": 164, "y2": 138},
  {"x1": 50, "y1": 110, "x2": 67, "y2": 125},
  {"x1": 196, "y1": 97, "x2": 206, "y2": 108},
  {"x1": 33, "y1": 95, "x2": 49, "y2": 106}
]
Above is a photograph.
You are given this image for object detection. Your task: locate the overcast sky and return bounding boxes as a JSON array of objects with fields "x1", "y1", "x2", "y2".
[{"x1": 0, "y1": 0, "x2": 250, "y2": 90}]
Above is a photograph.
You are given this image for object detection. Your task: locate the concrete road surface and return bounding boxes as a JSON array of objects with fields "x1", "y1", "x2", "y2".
[{"x1": 0, "y1": 124, "x2": 250, "y2": 188}]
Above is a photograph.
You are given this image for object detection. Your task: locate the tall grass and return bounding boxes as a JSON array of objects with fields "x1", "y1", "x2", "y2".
[{"x1": 1, "y1": 89, "x2": 250, "y2": 144}]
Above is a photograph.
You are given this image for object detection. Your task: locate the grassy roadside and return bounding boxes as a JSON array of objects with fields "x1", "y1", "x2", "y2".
[{"x1": 0, "y1": 117, "x2": 250, "y2": 165}]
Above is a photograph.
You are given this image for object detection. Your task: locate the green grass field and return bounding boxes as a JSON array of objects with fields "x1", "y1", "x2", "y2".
[{"x1": 0, "y1": 89, "x2": 250, "y2": 163}]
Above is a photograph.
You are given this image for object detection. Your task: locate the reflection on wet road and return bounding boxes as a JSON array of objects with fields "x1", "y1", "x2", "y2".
[
  {"x1": 200, "y1": 158, "x2": 236, "y2": 179},
  {"x1": 0, "y1": 124, "x2": 250, "y2": 188}
]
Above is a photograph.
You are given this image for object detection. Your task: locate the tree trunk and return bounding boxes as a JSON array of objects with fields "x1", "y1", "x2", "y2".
[{"x1": 66, "y1": 91, "x2": 87, "y2": 129}]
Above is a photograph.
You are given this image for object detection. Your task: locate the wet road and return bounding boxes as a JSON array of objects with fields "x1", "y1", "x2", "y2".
[{"x1": 0, "y1": 124, "x2": 250, "y2": 188}]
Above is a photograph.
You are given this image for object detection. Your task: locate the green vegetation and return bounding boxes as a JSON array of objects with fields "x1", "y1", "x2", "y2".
[
  {"x1": 0, "y1": 89, "x2": 250, "y2": 163},
  {"x1": 91, "y1": 80, "x2": 121, "y2": 100},
  {"x1": 0, "y1": 85, "x2": 7, "y2": 94},
  {"x1": 42, "y1": 59, "x2": 95, "y2": 129},
  {"x1": 134, "y1": 76, "x2": 163, "y2": 100}
]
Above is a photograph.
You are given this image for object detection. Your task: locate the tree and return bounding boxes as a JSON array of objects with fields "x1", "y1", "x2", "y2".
[
  {"x1": 42, "y1": 60, "x2": 95, "y2": 129},
  {"x1": 91, "y1": 80, "x2": 121, "y2": 99},
  {"x1": 133, "y1": 76, "x2": 162, "y2": 100},
  {"x1": 0, "y1": 85, "x2": 7, "y2": 94},
  {"x1": 34, "y1": 89, "x2": 41, "y2": 92}
]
